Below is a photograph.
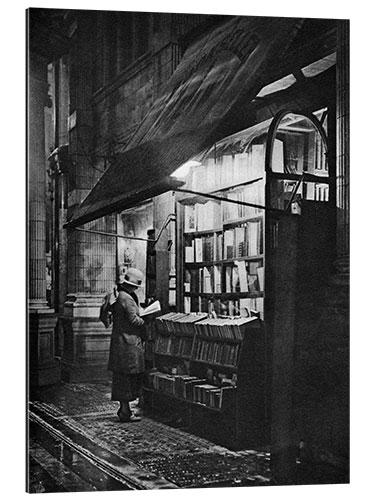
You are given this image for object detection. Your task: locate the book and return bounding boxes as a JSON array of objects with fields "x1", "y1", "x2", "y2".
[
  {"x1": 202, "y1": 267, "x2": 213, "y2": 293},
  {"x1": 231, "y1": 266, "x2": 240, "y2": 293},
  {"x1": 184, "y1": 269, "x2": 191, "y2": 293},
  {"x1": 215, "y1": 233, "x2": 223, "y2": 260},
  {"x1": 184, "y1": 296, "x2": 191, "y2": 313},
  {"x1": 193, "y1": 384, "x2": 218, "y2": 405},
  {"x1": 225, "y1": 266, "x2": 232, "y2": 293},
  {"x1": 247, "y1": 274, "x2": 259, "y2": 293},
  {"x1": 247, "y1": 220, "x2": 261, "y2": 256},
  {"x1": 213, "y1": 265, "x2": 222, "y2": 293},
  {"x1": 224, "y1": 229, "x2": 235, "y2": 259},
  {"x1": 204, "y1": 201, "x2": 221, "y2": 229},
  {"x1": 235, "y1": 226, "x2": 246, "y2": 257},
  {"x1": 185, "y1": 378, "x2": 207, "y2": 400},
  {"x1": 195, "y1": 238, "x2": 203, "y2": 262},
  {"x1": 184, "y1": 205, "x2": 196, "y2": 232},
  {"x1": 236, "y1": 260, "x2": 248, "y2": 292},
  {"x1": 190, "y1": 269, "x2": 199, "y2": 294},
  {"x1": 242, "y1": 184, "x2": 256, "y2": 218},
  {"x1": 196, "y1": 204, "x2": 205, "y2": 231},
  {"x1": 140, "y1": 300, "x2": 161, "y2": 317},
  {"x1": 233, "y1": 152, "x2": 250, "y2": 184},
  {"x1": 221, "y1": 154, "x2": 234, "y2": 187},
  {"x1": 250, "y1": 143, "x2": 265, "y2": 178},
  {"x1": 203, "y1": 235, "x2": 214, "y2": 262},
  {"x1": 205, "y1": 158, "x2": 217, "y2": 191},
  {"x1": 256, "y1": 267, "x2": 264, "y2": 292},
  {"x1": 224, "y1": 192, "x2": 240, "y2": 221},
  {"x1": 185, "y1": 244, "x2": 194, "y2": 262}
]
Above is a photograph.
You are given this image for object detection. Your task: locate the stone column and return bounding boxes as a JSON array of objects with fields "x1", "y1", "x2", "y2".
[
  {"x1": 28, "y1": 53, "x2": 60, "y2": 387},
  {"x1": 336, "y1": 20, "x2": 350, "y2": 271},
  {"x1": 61, "y1": 12, "x2": 117, "y2": 382}
]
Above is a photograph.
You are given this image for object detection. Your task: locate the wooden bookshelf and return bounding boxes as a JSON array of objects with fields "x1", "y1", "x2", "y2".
[
  {"x1": 144, "y1": 313, "x2": 266, "y2": 449},
  {"x1": 145, "y1": 112, "x2": 335, "y2": 449},
  {"x1": 177, "y1": 160, "x2": 265, "y2": 317}
]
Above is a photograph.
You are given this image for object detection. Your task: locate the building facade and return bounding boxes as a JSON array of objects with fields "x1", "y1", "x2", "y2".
[{"x1": 27, "y1": 9, "x2": 349, "y2": 479}]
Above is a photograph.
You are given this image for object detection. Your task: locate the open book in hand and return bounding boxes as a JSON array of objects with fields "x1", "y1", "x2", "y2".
[{"x1": 139, "y1": 300, "x2": 161, "y2": 317}]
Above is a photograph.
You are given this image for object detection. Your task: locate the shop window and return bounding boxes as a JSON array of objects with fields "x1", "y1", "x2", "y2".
[
  {"x1": 266, "y1": 111, "x2": 330, "y2": 212},
  {"x1": 118, "y1": 202, "x2": 153, "y2": 304},
  {"x1": 174, "y1": 108, "x2": 332, "y2": 316}
]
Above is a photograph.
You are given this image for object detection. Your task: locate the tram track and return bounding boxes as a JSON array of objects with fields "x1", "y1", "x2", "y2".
[{"x1": 28, "y1": 403, "x2": 177, "y2": 491}]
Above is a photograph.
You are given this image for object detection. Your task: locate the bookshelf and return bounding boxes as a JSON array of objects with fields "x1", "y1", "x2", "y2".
[
  {"x1": 177, "y1": 144, "x2": 266, "y2": 320},
  {"x1": 144, "y1": 313, "x2": 266, "y2": 448},
  {"x1": 175, "y1": 110, "x2": 332, "y2": 320},
  {"x1": 145, "y1": 110, "x2": 335, "y2": 450}
]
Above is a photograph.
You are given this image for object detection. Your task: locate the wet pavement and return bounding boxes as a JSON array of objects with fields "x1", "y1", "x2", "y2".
[
  {"x1": 28, "y1": 382, "x2": 271, "y2": 492},
  {"x1": 28, "y1": 382, "x2": 349, "y2": 492}
]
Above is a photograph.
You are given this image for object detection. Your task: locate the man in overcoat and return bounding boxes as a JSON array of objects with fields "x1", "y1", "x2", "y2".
[{"x1": 108, "y1": 268, "x2": 147, "y2": 422}]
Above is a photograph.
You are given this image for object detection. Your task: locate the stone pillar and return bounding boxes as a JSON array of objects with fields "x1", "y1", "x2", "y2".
[
  {"x1": 336, "y1": 20, "x2": 350, "y2": 271},
  {"x1": 28, "y1": 53, "x2": 60, "y2": 386},
  {"x1": 61, "y1": 12, "x2": 116, "y2": 382}
]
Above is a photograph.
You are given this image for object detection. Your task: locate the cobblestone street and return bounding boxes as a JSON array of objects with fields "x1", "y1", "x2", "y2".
[{"x1": 29, "y1": 382, "x2": 271, "y2": 492}]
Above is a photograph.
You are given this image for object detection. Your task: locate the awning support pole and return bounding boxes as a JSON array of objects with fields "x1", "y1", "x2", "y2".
[
  {"x1": 72, "y1": 213, "x2": 176, "y2": 243},
  {"x1": 173, "y1": 187, "x2": 284, "y2": 213},
  {"x1": 74, "y1": 227, "x2": 154, "y2": 242}
]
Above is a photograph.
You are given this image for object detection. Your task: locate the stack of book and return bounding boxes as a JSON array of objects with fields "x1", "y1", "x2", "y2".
[
  {"x1": 154, "y1": 313, "x2": 260, "y2": 365},
  {"x1": 184, "y1": 201, "x2": 222, "y2": 233},
  {"x1": 223, "y1": 221, "x2": 262, "y2": 260},
  {"x1": 193, "y1": 316, "x2": 257, "y2": 340},
  {"x1": 193, "y1": 383, "x2": 220, "y2": 406},
  {"x1": 149, "y1": 371, "x2": 176, "y2": 395},
  {"x1": 147, "y1": 370, "x2": 237, "y2": 410},
  {"x1": 193, "y1": 384, "x2": 235, "y2": 409},
  {"x1": 223, "y1": 261, "x2": 263, "y2": 294},
  {"x1": 156, "y1": 312, "x2": 208, "y2": 335}
]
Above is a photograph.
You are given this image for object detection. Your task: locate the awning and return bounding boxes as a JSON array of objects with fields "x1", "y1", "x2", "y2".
[{"x1": 65, "y1": 15, "x2": 304, "y2": 228}]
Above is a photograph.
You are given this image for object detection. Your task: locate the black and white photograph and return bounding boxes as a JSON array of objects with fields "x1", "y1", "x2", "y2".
[{"x1": 9, "y1": 0, "x2": 364, "y2": 495}]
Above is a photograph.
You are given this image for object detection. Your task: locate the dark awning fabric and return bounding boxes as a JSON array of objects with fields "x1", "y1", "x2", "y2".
[{"x1": 65, "y1": 15, "x2": 304, "y2": 228}]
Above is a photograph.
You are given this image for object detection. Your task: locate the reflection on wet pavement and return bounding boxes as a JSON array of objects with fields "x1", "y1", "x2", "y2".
[{"x1": 28, "y1": 382, "x2": 271, "y2": 492}]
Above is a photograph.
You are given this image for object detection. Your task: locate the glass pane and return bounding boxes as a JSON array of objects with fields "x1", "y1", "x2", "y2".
[
  {"x1": 182, "y1": 118, "x2": 272, "y2": 192},
  {"x1": 271, "y1": 113, "x2": 328, "y2": 176},
  {"x1": 269, "y1": 112, "x2": 329, "y2": 211},
  {"x1": 270, "y1": 179, "x2": 330, "y2": 211}
]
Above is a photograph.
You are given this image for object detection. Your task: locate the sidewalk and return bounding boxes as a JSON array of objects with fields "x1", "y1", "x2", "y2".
[{"x1": 28, "y1": 381, "x2": 271, "y2": 492}]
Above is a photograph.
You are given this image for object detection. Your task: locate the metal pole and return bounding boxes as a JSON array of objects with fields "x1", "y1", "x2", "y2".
[
  {"x1": 74, "y1": 227, "x2": 153, "y2": 242},
  {"x1": 73, "y1": 214, "x2": 176, "y2": 243},
  {"x1": 174, "y1": 187, "x2": 284, "y2": 213}
]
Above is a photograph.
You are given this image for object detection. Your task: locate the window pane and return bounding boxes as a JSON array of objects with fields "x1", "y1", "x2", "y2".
[{"x1": 271, "y1": 113, "x2": 328, "y2": 176}]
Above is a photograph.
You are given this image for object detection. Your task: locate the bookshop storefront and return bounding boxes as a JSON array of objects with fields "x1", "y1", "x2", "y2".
[{"x1": 65, "y1": 16, "x2": 338, "y2": 456}]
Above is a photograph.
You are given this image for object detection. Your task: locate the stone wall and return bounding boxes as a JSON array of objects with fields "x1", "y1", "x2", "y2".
[{"x1": 61, "y1": 12, "x2": 184, "y2": 382}]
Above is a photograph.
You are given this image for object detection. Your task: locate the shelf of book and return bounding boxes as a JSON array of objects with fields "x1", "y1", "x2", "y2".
[
  {"x1": 180, "y1": 177, "x2": 265, "y2": 319},
  {"x1": 144, "y1": 312, "x2": 266, "y2": 448},
  {"x1": 184, "y1": 225, "x2": 263, "y2": 261},
  {"x1": 184, "y1": 256, "x2": 264, "y2": 266}
]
